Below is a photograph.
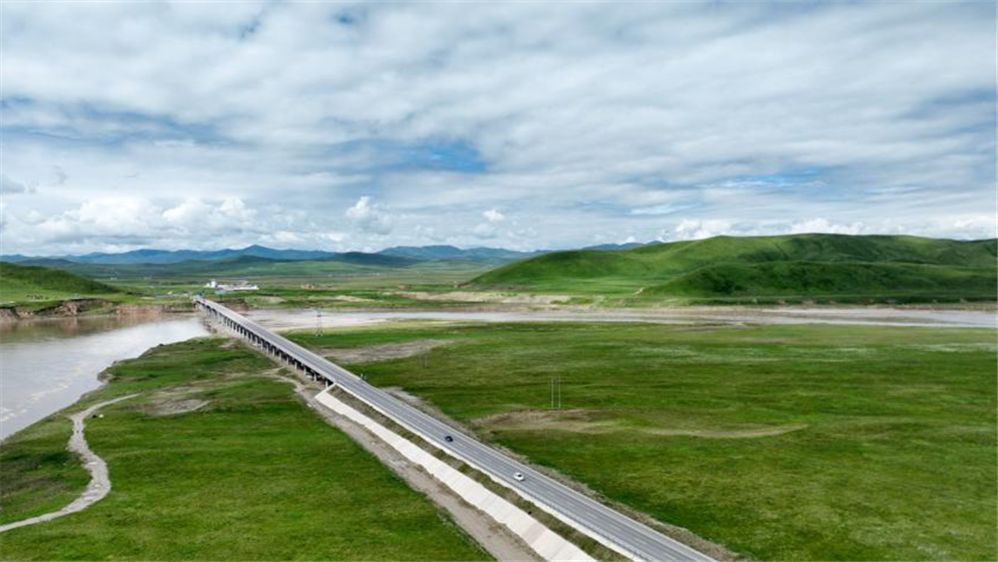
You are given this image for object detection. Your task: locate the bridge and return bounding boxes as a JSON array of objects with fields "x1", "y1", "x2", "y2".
[{"x1": 195, "y1": 297, "x2": 715, "y2": 562}]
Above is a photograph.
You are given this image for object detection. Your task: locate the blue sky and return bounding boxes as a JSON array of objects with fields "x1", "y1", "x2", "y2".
[{"x1": 0, "y1": 1, "x2": 995, "y2": 254}]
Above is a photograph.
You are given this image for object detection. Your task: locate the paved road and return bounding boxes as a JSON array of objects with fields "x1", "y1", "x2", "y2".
[{"x1": 197, "y1": 297, "x2": 715, "y2": 562}]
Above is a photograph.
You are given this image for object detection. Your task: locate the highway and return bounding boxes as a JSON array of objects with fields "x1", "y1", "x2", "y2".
[{"x1": 196, "y1": 297, "x2": 715, "y2": 562}]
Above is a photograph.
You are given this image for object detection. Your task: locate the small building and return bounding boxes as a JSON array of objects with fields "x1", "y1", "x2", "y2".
[{"x1": 206, "y1": 279, "x2": 258, "y2": 292}]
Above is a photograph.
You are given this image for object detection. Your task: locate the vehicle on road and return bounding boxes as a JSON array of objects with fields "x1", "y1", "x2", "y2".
[
  {"x1": 195, "y1": 297, "x2": 715, "y2": 562},
  {"x1": 444, "y1": 435, "x2": 454, "y2": 442}
]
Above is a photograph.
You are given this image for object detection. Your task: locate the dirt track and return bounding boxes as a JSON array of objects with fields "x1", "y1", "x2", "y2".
[{"x1": 0, "y1": 394, "x2": 139, "y2": 533}]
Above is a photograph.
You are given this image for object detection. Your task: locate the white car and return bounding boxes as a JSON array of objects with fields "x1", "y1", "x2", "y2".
[{"x1": 513, "y1": 472, "x2": 525, "y2": 482}]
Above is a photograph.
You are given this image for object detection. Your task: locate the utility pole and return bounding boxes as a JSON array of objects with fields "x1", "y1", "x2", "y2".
[{"x1": 315, "y1": 308, "x2": 322, "y2": 336}]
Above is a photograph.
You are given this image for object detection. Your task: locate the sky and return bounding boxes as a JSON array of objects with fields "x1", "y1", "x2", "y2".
[{"x1": 0, "y1": 1, "x2": 996, "y2": 255}]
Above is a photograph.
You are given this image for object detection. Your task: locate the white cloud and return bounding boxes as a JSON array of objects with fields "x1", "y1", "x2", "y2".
[
  {"x1": 162, "y1": 197, "x2": 257, "y2": 235},
  {"x1": 471, "y1": 208, "x2": 508, "y2": 238},
  {"x1": 666, "y1": 219, "x2": 734, "y2": 241},
  {"x1": 660, "y1": 215, "x2": 997, "y2": 243},
  {"x1": 345, "y1": 196, "x2": 394, "y2": 235},
  {"x1": 0, "y1": 2, "x2": 994, "y2": 253},
  {"x1": 789, "y1": 218, "x2": 867, "y2": 236},
  {"x1": 0, "y1": 196, "x2": 354, "y2": 254},
  {"x1": 472, "y1": 222, "x2": 499, "y2": 239},
  {"x1": 483, "y1": 209, "x2": 505, "y2": 223}
]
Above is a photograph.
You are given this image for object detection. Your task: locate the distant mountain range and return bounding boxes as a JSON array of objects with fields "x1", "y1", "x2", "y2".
[
  {"x1": 2, "y1": 242, "x2": 647, "y2": 267},
  {"x1": 2, "y1": 245, "x2": 339, "y2": 266}
]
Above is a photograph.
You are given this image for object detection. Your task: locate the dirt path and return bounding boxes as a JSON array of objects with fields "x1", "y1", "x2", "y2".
[
  {"x1": 265, "y1": 369, "x2": 539, "y2": 562},
  {"x1": 0, "y1": 394, "x2": 139, "y2": 534}
]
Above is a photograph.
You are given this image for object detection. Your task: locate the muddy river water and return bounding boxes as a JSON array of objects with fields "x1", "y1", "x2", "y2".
[{"x1": 0, "y1": 316, "x2": 208, "y2": 441}]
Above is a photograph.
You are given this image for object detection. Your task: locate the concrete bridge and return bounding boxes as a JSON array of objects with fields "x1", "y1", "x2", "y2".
[{"x1": 195, "y1": 296, "x2": 715, "y2": 562}]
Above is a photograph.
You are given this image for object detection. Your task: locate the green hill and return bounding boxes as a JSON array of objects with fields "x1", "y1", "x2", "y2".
[
  {"x1": 470, "y1": 234, "x2": 998, "y2": 302},
  {"x1": 0, "y1": 262, "x2": 120, "y2": 304}
]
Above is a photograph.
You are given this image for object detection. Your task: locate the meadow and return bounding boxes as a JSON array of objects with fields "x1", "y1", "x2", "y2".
[
  {"x1": 0, "y1": 258, "x2": 492, "y2": 313},
  {"x1": 0, "y1": 338, "x2": 487, "y2": 561},
  {"x1": 289, "y1": 321, "x2": 998, "y2": 561},
  {"x1": 0, "y1": 262, "x2": 124, "y2": 310},
  {"x1": 4, "y1": 234, "x2": 996, "y2": 312},
  {"x1": 472, "y1": 234, "x2": 998, "y2": 304}
]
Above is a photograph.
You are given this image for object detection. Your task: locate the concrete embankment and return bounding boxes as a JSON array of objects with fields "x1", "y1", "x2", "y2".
[{"x1": 314, "y1": 388, "x2": 595, "y2": 562}]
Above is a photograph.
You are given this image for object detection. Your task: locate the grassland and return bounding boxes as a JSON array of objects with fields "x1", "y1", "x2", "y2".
[
  {"x1": 93, "y1": 259, "x2": 492, "y2": 310},
  {"x1": 471, "y1": 234, "x2": 998, "y2": 304},
  {"x1": 0, "y1": 262, "x2": 122, "y2": 308},
  {"x1": 7, "y1": 234, "x2": 995, "y2": 312},
  {"x1": 40, "y1": 256, "x2": 491, "y2": 288},
  {"x1": 0, "y1": 338, "x2": 487, "y2": 561},
  {"x1": 288, "y1": 321, "x2": 997, "y2": 561},
  {"x1": 0, "y1": 257, "x2": 494, "y2": 314}
]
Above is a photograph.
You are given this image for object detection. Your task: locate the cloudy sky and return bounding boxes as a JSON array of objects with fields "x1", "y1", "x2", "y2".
[{"x1": 1, "y1": 1, "x2": 995, "y2": 255}]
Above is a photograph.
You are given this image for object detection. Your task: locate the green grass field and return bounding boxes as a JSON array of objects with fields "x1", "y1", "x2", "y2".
[
  {"x1": 6, "y1": 234, "x2": 995, "y2": 311},
  {"x1": 44, "y1": 257, "x2": 491, "y2": 289},
  {"x1": 0, "y1": 258, "x2": 493, "y2": 313},
  {"x1": 289, "y1": 321, "x2": 998, "y2": 561},
  {"x1": 89, "y1": 259, "x2": 491, "y2": 310},
  {"x1": 0, "y1": 338, "x2": 487, "y2": 561},
  {"x1": 0, "y1": 262, "x2": 122, "y2": 307},
  {"x1": 471, "y1": 234, "x2": 998, "y2": 304}
]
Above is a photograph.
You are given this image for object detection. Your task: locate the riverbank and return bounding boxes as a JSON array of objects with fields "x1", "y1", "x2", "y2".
[
  {"x1": 0, "y1": 338, "x2": 489, "y2": 560},
  {"x1": 245, "y1": 303, "x2": 998, "y2": 332},
  {"x1": 0, "y1": 299, "x2": 195, "y2": 323}
]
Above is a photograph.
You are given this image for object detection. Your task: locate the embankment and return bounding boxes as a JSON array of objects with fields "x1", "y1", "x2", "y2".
[{"x1": 0, "y1": 300, "x2": 196, "y2": 323}]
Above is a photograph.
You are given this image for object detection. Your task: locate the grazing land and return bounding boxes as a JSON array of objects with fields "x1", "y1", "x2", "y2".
[
  {"x1": 4, "y1": 235, "x2": 995, "y2": 314},
  {"x1": 288, "y1": 321, "x2": 997, "y2": 561},
  {"x1": 14, "y1": 255, "x2": 491, "y2": 289},
  {"x1": 61, "y1": 259, "x2": 491, "y2": 306},
  {"x1": 0, "y1": 258, "x2": 493, "y2": 314},
  {"x1": 0, "y1": 262, "x2": 122, "y2": 309},
  {"x1": 0, "y1": 338, "x2": 487, "y2": 561},
  {"x1": 471, "y1": 234, "x2": 998, "y2": 304}
]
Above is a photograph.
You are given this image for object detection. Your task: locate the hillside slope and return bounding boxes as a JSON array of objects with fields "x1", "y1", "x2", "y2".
[
  {"x1": 470, "y1": 234, "x2": 997, "y2": 302},
  {"x1": 0, "y1": 262, "x2": 120, "y2": 304}
]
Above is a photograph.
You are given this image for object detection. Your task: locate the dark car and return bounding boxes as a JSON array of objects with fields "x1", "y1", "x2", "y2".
[{"x1": 444, "y1": 435, "x2": 454, "y2": 442}]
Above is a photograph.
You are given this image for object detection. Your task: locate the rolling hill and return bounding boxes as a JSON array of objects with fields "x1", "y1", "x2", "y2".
[
  {"x1": 0, "y1": 262, "x2": 120, "y2": 304},
  {"x1": 470, "y1": 234, "x2": 998, "y2": 302}
]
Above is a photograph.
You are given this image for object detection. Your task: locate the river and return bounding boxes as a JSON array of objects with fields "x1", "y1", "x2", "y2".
[
  {"x1": 0, "y1": 316, "x2": 208, "y2": 441},
  {"x1": 3, "y1": 305, "x2": 994, "y2": 442},
  {"x1": 246, "y1": 306, "x2": 998, "y2": 331}
]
